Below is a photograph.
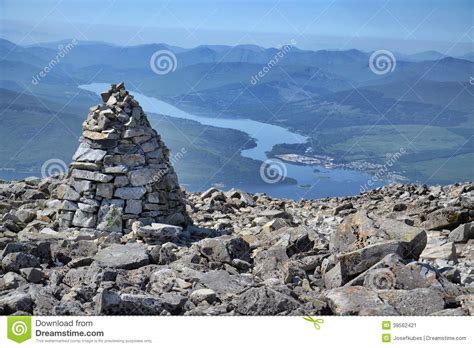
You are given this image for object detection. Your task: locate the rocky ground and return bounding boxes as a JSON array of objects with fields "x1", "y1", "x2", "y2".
[{"x1": 0, "y1": 177, "x2": 473, "y2": 316}]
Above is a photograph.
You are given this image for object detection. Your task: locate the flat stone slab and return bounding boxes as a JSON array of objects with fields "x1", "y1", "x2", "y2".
[
  {"x1": 326, "y1": 286, "x2": 397, "y2": 315},
  {"x1": 71, "y1": 169, "x2": 113, "y2": 183},
  {"x1": 378, "y1": 288, "x2": 445, "y2": 315},
  {"x1": 420, "y1": 240, "x2": 457, "y2": 261},
  {"x1": 331, "y1": 211, "x2": 427, "y2": 259},
  {"x1": 93, "y1": 244, "x2": 149, "y2": 269},
  {"x1": 114, "y1": 187, "x2": 146, "y2": 199},
  {"x1": 336, "y1": 240, "x2": 408, "y2": 277},
  {"x1": 448, "y1": 223, "x2": 474, "y2": 242},
  {"x1": 73, "y1": 143, "x2": 107, "y2": 162},
  {"x1": 136, "y1": 223, "x2": 182, "y2": 243}
]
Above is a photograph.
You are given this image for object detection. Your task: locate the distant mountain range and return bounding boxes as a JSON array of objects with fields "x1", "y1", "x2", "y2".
[
  {"x1": 0, "y1": 37, "x2": 473, "y2": 186},
  {"x1": 18, "y1": 38, "x2": 474, "y2": 63}
]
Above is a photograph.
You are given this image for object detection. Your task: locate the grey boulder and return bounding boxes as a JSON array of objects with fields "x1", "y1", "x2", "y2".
[{"x1": 93, "y1": 244, "x2": 149, "y2": 270}]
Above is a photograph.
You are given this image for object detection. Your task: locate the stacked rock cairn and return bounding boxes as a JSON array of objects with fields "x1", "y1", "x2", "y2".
[{"x1": 56, "y1": 82, "x2": 188, "y2": 234}]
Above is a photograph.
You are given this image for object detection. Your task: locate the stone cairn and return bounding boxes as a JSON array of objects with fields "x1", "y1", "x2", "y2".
[{"x1": 57, "y1": 82, "x2": 188, "y2": 234}]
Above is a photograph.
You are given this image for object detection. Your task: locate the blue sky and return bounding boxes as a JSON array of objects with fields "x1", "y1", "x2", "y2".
[{"x1": 1, "y1": 0, "x2": 472, "y2": 53}]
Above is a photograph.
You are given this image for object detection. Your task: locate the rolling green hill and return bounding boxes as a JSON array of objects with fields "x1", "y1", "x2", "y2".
[{"x1": 0, "y1": 38, "x2": 472, "y2": 186}]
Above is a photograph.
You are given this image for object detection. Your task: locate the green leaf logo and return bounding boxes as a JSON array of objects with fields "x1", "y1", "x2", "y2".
[
  {"x1": 303, "y1": 316, "x2": 324, "y2": 330},
  {"x1": 7, "y1": 316, "x2": 32, "y2": 343}
]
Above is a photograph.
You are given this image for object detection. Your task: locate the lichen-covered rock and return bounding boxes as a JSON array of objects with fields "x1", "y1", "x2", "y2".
[
  {"x1": 423, "y1": 208, "x2": 469, "y2": 230},
  {"x1": 2, "y1": 252, "x2": 40, "y2": 273},
  {"x1": 448, "y1": 222, "x2": 474, "y2": 242},
  {"x1": 93, "y1": 243, "x2": 149, "y2": 270},
  {"x1": 189, "y1": 288, "x2": 217, "y2": 304},
  {"x1": 97, "y1": 199, "x2": 124, "y2": 232},
  {"x1": 135, "y1": 223, "x2": 183, "y2": 243},
  {"x1": 331, "y1": 211, "x2": 426, "y2": 259},
  {"x1": 326, "y1": 286, "x2": 396, "y2": 315},
  {"x1": 377, "y1": 288, "x2": 445, "y2": 315},
  {"x1": 235, "y1": 287, "x2": 300, "y2": 315},
  {"x1": 0, "y1": 291, "x2": 34, "y2": 314},
  {"x1": 95, "y1": 289, "x2": 164, "y2": 315}
]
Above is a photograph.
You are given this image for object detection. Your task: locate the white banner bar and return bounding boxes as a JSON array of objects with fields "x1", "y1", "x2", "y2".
[{"x1": 0, "y1": 316, "x2": 472, "y2": 347}]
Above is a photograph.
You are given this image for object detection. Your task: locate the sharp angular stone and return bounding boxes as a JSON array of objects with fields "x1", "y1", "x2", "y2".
[
  {"x1": 235, "y1": 287, "x2": 300, "y2": 315},
  {"x1": 336, "y1": 240, "x2": 409, "y2": 277},
  {"x1": 2, "y1": 252, "x2": 40, "y2": 273},
  {"x1": 448, "y1": 223, "x2": 474, "y2": 243},
  {"x1": 100, "y1": 91, "x2": 110, "y2": 102},
  {"x1": 226, "y1": 188, "x2": 255, "y2": 207},
  {"x1": 114, "y1": 187, "x2": 146, "y2": 200},
  {"x1": 421, "y1": 241, "x2": 457, "y2": 262},
  {"x1": 72, "y1": 210, "x2": 96, "y2": 228},
  {"x1": 344, "y1": 254, "x2": 439, "y2": 290},
  {"x1": 96, "y1": 199, "x2": 124, "y2": 232},
  {"x1": 57, "y1": 184, "x2": 80, "y2": 201},
  {"x1": 253, "y1": 243, "x2": 289, "y2": 283},
  {"x1": 200, "y1": 187, "x2": 220, "y2": 200},
  {"x1": 377, "y1": 218, "x2": 427, "y2": 259},
  {"x1": 326, "y1": 286, "x2": 397, "y2": 315},
  {"x1": 72, "y1": 143, "x2": 107, "y2": 162},
  {"x1": 259, "y1": 210, "x2": 291, "y2": 220},
  {"x1": 262, "y1": 218, "x2": 289, "y2": 233},
  {"x1": 93, "y1": 244, "x2": 149, "y2": 269},
  {"x1": 189, "y1": 289, "x2": 217, "y2": 304},
  {"x1": 0, "y1": 272, "x2": 26, "y2": 290},
  {"x1": 20, "y1": 267, "x2": 44, "y2": 283},
  {"x1": 77, "y1": 202, "x2": 97, "y2": 213},
  {"x1": 394, "y1": 262, "x2": 439, "y2": 290},
  {"x1": 106, "y1": 95, "x2": 117, "y2": 105},
  {"x1": 128, "y1": 168, "x2": 159, "y2": 186},
  {"x1": 96, "y1": 183, "x2": 114, "y2": 199},
  {"x1": 125, "y1": 199, "x2": 142, "y2": 215},
  {"x1": 331, "y1": 211, "x2": 427, "y2": 259},
  {"x1": 71, "y1": 169, "x2": 113, "y2": 183},
  {"x1": 324, "y1": 261, "x2": 346, "y2": 289},
  {"x1": 198, "y1": 238, "x2": 232, "y2": 264},
  {"x1": 377, "y1": 288, "x2": 445, "y2": 315},
  {"x1": 136, "y1": 223, "x2": 182, "y2": 243},
  {"x1": 0, "y1": 292, "x2": 33, "y2": 314},
  {"x1": 83, "y1": 130, "x2": 119, "y2": 141},
  {"x1": 104, "y1": 154, "x2": 146, "y2": 168},
  {"x1": 72, "y1": 180, "x2": 94, "y2": 194},
  {"x1": 423, "y1": 208, "x2": 469, "y2": 230},
  {"x1": 114, "y1": 176, "x2": 129, "y2": 187},
  {"x1": 60, "y1": 200, "x2": 78, "y2": 211},
  {"x1": 147, "y1": 192, "x2": 160, "y2": 203}
]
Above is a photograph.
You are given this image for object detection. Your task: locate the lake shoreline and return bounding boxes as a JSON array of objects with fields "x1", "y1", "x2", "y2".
[{"x1": 75, "y1": 83, "x2": 383, "y2": 200}]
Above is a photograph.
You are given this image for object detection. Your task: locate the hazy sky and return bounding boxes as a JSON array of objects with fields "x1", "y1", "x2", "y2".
[{"x1": 1, "y1": 0, "x2": 472, "y2": 53}]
